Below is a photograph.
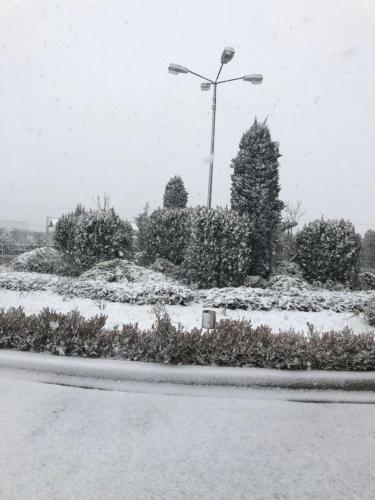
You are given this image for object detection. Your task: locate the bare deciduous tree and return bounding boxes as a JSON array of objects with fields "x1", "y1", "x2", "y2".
[{"x1": 93, "y1": 192, "x2": 111, "y2": 212}]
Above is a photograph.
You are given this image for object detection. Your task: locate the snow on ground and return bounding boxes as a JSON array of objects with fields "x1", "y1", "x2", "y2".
[
  {"x1": 1, "y1": 373, "x2": 375, "y2": 500},
  {"x1": 0, "y1": 288, "x2": 373, "y2": 334}
]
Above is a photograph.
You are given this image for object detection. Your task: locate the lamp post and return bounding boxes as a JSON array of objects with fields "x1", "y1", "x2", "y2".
[{"x1": 168, "y1": 48, "x2": 263, "y2": 208}]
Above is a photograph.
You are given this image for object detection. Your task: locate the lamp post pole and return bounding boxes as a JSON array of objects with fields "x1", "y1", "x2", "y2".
[
  {"x1": 168, "y1": 49, "x2": 263, "y2": 209},
  {"x1": 207, "y1": 82, "x2": 217, "y2": 209}
]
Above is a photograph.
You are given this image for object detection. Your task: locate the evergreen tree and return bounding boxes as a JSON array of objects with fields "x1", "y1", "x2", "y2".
[
  {"x1": 230, "y1": 118, "x2": 284, "y2": 275},
  {"x1": 361, "y1": 230, "x2": 375, "y2": 269},
  {"x1": 163, "y1": 176, "x2": 188, "y2": 209}
]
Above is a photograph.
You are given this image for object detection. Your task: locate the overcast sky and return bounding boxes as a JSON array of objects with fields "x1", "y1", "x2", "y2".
[{"x1": 0, "y1": 0, "x2": 374, "y2": 233}]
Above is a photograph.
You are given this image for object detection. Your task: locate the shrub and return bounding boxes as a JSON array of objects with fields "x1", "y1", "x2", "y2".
[
  {"x1": 184, "y1": 207, "x2": 253, "y2": 288},
  {"x1": 295, "y1": 219, "x2": 361, "y2": 286},
  {"x1": 149, "y1": 258, "x2": 187, "y2": 282},
  {"x1": 364, "y1": 302, "x2": 375, "y2": 326},
  {"x1": 54, "y1": 208, "x2": 133, "y2": 274},
  {"x1": 142, "y1": 208, "x2": 191, "y2": 265},
  {"x1": 1, "y1": 307, "x2": 374, "y2": 370},
  {"x1": 10, "y1": 247, "x2": 68, "y2": 275},
  {"x1": 54, "y1": 213, "x2": 76, "y2": 254},
  {"x1": 359, "y1": 271, "x2": 375, "y2": 291},
  {"x1": 79, "y1": 259, "x2": 134, "y2": 283}
]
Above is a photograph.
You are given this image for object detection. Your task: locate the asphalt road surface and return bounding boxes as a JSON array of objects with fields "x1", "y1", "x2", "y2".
[{"x1": 1, "y1": 369, "x2": 375, "y2": 500}]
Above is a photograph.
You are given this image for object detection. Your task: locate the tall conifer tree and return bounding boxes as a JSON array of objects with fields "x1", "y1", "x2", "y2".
[
  {"x1": 231, "y1": 118, "x2": 283, "y2": 275},
  {"x1": 163, "y1": 176, "x2": 188, "y2": 209}
]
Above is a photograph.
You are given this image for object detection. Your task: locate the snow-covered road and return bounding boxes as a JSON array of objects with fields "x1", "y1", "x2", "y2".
[{"x1": 1, "y1": 370, "x2": 375, "y2": 499}]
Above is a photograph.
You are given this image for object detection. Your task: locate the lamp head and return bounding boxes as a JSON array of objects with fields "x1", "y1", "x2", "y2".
[
  {"x1": 243, "y1": 74, "x2": 263, "y2": 84},
  {"x1": 221, "y1": 47, "x2": 235, "y2": 64},
  {"x1": 168, "y1": 63, "x2": 189, "y2": 75}
]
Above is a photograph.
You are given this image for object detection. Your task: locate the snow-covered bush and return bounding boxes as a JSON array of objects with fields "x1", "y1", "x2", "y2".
[
  {"x1": 54, "y1": 212, "x2": 76, "y2": 254},
  {"x1": 295, "y1": 219, "x2": 361, "y2": 286},
  {"x1": 1, "y1": 307, "x2": 374, "y2": 370},
  {"x1": 163, "y1": 175, "x2": 188, "y2": 209},
  {"x1": 79, "y1": 259, "x2": 135, "y2": 282},
  {"x1": 364, "y1": 302, "x2": 375, "y2": 326},
  {"x1": 267, "y1": 275, "x2": 311, "y2": 292},
  {"x1": 10, "y1": 247, "x2": 68, "y2": 275},
  {"x1": 142, "y1": 208, "x2": 191, "y2": 265},
  {"x1": 271, "y1": 261, "x2": 303, "y2": 278},
  {"x1": 359, "y1": 271, "x2": 375, "y2": 291},
  {"x1": 149, "y1": 258, "x2": 187, "y2": 282},
  {"x1": 54, "y1": 208, "x2": 134, "y2": 275},
  {"x1": 185, "y1": 207, "x2": 253, "y2": 288}
]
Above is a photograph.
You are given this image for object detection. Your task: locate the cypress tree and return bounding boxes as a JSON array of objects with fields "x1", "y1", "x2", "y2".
[
  {"x1": 230, "y1": 118, "x2": 283, "y2": 275},
  {"x1": 163, "y1": 176, "x2": 188, "y2": 209}
]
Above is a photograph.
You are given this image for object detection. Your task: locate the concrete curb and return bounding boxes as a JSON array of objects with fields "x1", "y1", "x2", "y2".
[{"x1": 1, "y1": 350, "x2": 375, "y2": 391}]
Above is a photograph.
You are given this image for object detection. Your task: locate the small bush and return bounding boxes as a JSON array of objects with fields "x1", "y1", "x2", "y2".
[
  {"x1": 0, "y1": 307, "x2": 374, "y2": 370},
  {"x1": 295, "y1": 219, "x2": 361, "y2": 286},
  {"x1": 149, "y1": 258, "x2": 187, "y2": 282},
  {"x1": 359, "y1": 271, "x2": 375, "y2": 291},
  {"x1": 364, "y1": 302, "x2": 375, "y2": 326},
  {"x1": 10, "y1": 247, "x2": 68, "y2": 275},
  {"x1": 80, "y1": 259, "x2": 134, "y2": 283}
]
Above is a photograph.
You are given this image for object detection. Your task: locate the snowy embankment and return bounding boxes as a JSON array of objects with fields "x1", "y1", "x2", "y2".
[
  {"x1": 0, "y1": 269, "x2": 374, "y2": 312},
  {"x1": 0, "y1": 289, "x2": 372, "y2": 335}
]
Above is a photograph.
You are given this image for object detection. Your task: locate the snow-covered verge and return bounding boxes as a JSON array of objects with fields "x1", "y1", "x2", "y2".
[
  {"x1": 1, "y1": 267, "x2": 375, "y2": 312},
  {"x1": 0, "y1": 289, "x2": 373, "y2": 334}
]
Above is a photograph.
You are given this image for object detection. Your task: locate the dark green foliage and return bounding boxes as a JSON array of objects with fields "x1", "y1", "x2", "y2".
[
  {"x1": 54, "y1": 213, "x2": 76, "y2": 254},
  {"x1": 72, "y1": 209, "x2": 133, "y2": 272},
  {"x1": 359, "y1": 271, "x2": 375, "y2": 291},
  {"x1": 295, "y1": 219, "x2": 361, "y2": 286},
  {"x1": 54, "y1": 207, "x2": 133, "y2": 275},
  {"x1": 231, "y1": 119, "x2": 284, "y2": 276},
  {"x1": 163, "y1": 176, "x2": 188, "y2": 209},
  {"x1": 142, "y1": 208, "x2": 191, "y2": 265},
  {"x1": 134, "y1": 203, "x2": 149, "y2": 252},
  {"x1": 184, "y1": 207, "x2": 253, "y2": 288},
  {"x1": 364, "y1": 301, "x2": 375, "y2": 326},
  {"x1": 1, "y1": 307, "x2": 374, "y2": 370},
  {"x1": 361, "y1": 230, "x2": 375, "y2": 269}
]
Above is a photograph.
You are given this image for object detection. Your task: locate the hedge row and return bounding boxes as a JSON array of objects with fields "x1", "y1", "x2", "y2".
[{"x1": 1, "y1": 307, "x2": 374, "y2": 370}]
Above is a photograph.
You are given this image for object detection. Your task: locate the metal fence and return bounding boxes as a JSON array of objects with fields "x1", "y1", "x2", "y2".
[{"x1": 0, "y1": 244, "x2": 47, "y2": 257}]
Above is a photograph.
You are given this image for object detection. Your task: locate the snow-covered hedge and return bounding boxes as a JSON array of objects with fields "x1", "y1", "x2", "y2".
[
  {"x1": 1, "y1": 262, "x2": 375, "y2": 312},
  {"x1": 185, "y1": 207, "x2": 253, "y2": 288},
  {"x1": 201, "y1": 286, "x2": 375, "y2": 313},
  {"x1": 1, "y1": 307, "x2": 374, "y2": 370},
  {"x1": 10, "y1": 247, "x2": 68, "y2": 275},
  {"x1": 0, "y1": 265, "x2": 193, "y2": 306}
]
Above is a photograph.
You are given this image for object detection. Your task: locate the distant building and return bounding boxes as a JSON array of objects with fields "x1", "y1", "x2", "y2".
[{"x1": 0, "y1": 220, "x2": 29, "y2": 231}]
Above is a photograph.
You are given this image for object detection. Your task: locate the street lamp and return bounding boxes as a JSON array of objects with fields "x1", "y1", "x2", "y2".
[{"x1": 169, "y1": 48, "x2": 263, "y2": 208}]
